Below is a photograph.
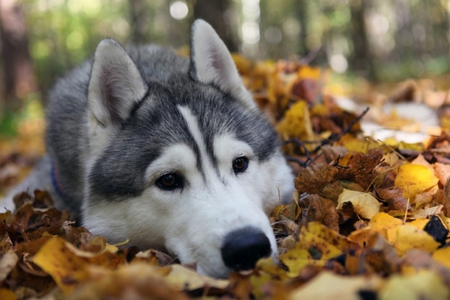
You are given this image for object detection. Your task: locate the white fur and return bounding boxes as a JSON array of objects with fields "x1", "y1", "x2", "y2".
[{"x1": 191, "y1": 20, "x2": 257, "y2": 111}]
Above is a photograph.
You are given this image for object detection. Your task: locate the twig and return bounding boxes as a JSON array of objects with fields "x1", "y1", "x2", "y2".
[
  {"x1": 313, "y1": 107, "x2": 370, "y2": 153},
  {"x1": 283, "y1": 139, "x2": 315, "y2": 165}
]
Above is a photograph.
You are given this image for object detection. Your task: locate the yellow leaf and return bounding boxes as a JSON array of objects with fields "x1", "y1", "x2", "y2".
[
  {"x1": 298, "y1": 222, "x2": 354, "y2": 253},
  {"x1": 395, "y1": 164, "x2": 438, "y2": 200},
  {"x1": 368, "y1": 213, "x2": 402, "y2": 242},
  {"x1": 336, "y1": 189, "x2": 380, "y2": 219},
  {"x1": 280, "y1": 248, "x2": 326, "y2": 277},
  {"x1": 33, "y1": 237, "x2": 125, "y2": 295},
  {"x1": 33, "y1": 237, "x2": 90, "y2": 295},
  {"x1": 0, "y1": 289, "x2": 16, "y2": 300},
  {"x1": 432, "y1": 247, "x2": 450, "y2": 269},
  {"x1": 369, "y1": 212, "x2": 403, "y2": 231},
  {"x1": 288, "y1": 271, "x2": 382, "y2": 300},
  {"x1": 380, "y1": 270, "x2": 449, "y2": 300},
  {"x1": 391, "y1": 225, "x2": 440, "y2": 255},
  {"x1": 297, "y1": 65, "x2": 321, "y2": 80},
  {"x1": 341, "y1": 136, "x2": 370, "y2": 153},
  {"x1": 165, "y1": 264, "x2": 229, "y2": 291},
  {"x1": 408, "y1": 218, "x2": 429, "y2": 230},
  {"x1": 280, "y1": 222, "x2": 355, "y2": 276},
  {"x1": 277, "y1": 101, "x2": 314, "y2": 142},
  {"x1": 255, "y1": 257, "x2": 288, "y2": 279}
]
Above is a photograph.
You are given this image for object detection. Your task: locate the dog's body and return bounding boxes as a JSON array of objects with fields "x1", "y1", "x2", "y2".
[{"x1": 2, "y1": 20, "x2": 294, "y2": 278}]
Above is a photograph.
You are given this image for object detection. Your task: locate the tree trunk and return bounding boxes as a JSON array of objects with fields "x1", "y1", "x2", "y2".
[
  {"x1": 294, "y1": 0, "x2": 309, "y2": 58},
  {"x1": 0, "y1": 0, "x2": 37, "y2": 110},
  {"x1": 193, "y1": 0, "x2": 237, "y2": 52},
  {"x1": 349, "y1": 0, "x2": 377, "y2": 81},
  {"x1": 129, "y1": 0, "x2": 148, "y2": 44}
]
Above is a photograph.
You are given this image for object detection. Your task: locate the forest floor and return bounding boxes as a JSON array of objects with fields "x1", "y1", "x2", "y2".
[{"x1": 0, "y1": 57, "x2": 450, "y2": 299}]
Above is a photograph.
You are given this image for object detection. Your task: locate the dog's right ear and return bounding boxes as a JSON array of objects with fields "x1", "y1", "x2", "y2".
[
  {"x1": 189, "y1": 20, "x2": 257, "y2": 111},
  {"x1": 88, "y1": 39, "x2": 147, "y2": 130}
]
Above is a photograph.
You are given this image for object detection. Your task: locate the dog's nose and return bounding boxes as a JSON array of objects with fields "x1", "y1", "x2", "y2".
[{"x1": 221, "y1": 227, "x2": 272, "y2": 271}]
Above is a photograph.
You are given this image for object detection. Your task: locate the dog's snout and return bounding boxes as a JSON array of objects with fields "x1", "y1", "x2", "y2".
[{"x1": 221, "y1": 227, "x2": 272, "y2": 271}]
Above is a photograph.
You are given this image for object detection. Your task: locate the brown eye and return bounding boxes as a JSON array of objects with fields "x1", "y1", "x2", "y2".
[
  {"x1": 156, "y1": 173, "x2": 183, "y2": 191},
  {"x1": 233, "y1": 157, "x2": 249, "y2": 174}
]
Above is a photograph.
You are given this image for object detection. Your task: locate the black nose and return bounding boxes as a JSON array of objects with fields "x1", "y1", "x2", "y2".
[{"x1": 221, "y1": 227, "x2": 272, "y2": 271}]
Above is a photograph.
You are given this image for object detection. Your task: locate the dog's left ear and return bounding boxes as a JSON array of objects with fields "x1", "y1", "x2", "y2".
[{"x1": 190, "y1": 20, "x2": 256, "y2": 110}]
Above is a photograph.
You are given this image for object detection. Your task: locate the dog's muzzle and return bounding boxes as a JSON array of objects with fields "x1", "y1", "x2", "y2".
[{"x1": 221, "y1": 226, "x2": 272, "y2": 271}]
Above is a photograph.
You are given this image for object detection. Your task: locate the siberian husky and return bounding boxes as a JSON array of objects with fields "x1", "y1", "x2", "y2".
[{"x1": 2, "y1": 20, "x2": 294, "y2": 278}]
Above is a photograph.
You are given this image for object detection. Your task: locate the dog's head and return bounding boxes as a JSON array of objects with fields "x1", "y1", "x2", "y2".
[{"x1": 82, "y1": 20, "x2": 294, "y2": 278}]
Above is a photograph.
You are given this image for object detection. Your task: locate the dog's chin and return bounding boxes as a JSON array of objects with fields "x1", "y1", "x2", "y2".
[{"x1": 196, "y1": 262, "x2": 230, "y2": 279}]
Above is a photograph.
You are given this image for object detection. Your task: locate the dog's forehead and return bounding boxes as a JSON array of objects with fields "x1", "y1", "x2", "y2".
[{"x1": 129, "y1": 77, "x2": 279, "y2": 161}]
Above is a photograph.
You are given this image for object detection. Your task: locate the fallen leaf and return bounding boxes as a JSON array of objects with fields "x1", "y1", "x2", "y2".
[
  {"x1": 288, "y1": 271, "x2": 382, "y2": 300},
  {"x1": 0, "y1": 250, "x2": 18, "y2": 281},
  {"x1": 165, "y1": 264, "x2": 229, "y2": 291},
  {"x1": 33, "y1": 237, "x2": 91, "y2": 295},
  {"x1": 68, "y1": 263, "x2": 187, "y2": 300},
  {"x1": 0, "y1": 289, "x2": 16, "y2": 300},
  {"x1": 391, "y1": 225, "x2": 440, "y2": 255},
  {"x1": 395, "y1": 164, "x2": 439, "y2": 200},
  {"x1": 380, "y1": 270, "x2": 449, "y2": 300},
  {"x1": 432, "y1": 247, "x2": 450, "y2": 269},
  {"x1": 336, "y1": 189, "x2": 380, "y2": 219},
  {"x1": 434, "y1": 162, "x2": 450, "y2": 186},
  {"x1": 301, "y1": 194, "x2": 339, "y2": 232}
]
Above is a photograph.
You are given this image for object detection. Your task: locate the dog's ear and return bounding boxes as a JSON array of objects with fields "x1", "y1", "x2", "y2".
[
  {"x1": 189, "y1": 20, "x2": 256, "y2": 110},
  {"x1": 88, "y1": 39, "x2": 147, "y2": 129}
]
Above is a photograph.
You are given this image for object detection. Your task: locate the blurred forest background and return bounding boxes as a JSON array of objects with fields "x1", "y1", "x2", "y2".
[{"x1": 0, "y1": 0, "x2": 449, "y2": 137}]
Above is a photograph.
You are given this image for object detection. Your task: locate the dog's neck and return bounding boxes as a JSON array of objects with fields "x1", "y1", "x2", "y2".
[{"x1": 50, "y1": 160, "x2": 77, "y2": 212}]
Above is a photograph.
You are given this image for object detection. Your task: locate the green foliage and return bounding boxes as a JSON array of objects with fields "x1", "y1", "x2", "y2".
[{"x1": 23, "y1": 0, "x2": 130, "y2": 91}]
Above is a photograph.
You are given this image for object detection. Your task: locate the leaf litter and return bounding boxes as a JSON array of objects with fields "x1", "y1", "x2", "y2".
[{"x1": 0, "y1": 55, "x2": 450, "y2": 299}]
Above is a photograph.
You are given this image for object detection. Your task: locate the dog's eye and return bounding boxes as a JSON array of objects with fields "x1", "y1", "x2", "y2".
[
  {"x1": 233, "y1": 156, "x2": 249, "y2": 173},
  {"x1": 156, "y1": 173, "x2": 183, "y2": 191}
]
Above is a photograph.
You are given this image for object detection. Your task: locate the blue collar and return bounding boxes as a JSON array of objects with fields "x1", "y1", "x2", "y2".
[{"x1": 50, "y1": 160, "x2": 77, "y2": 211}]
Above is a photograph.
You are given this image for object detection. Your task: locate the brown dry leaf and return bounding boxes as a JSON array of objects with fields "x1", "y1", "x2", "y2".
[
  {"x1": 411, "y1": 153, "x2": 433, "y2": 172},
  {"x1": 295, "y1": 150, "x2": 383, "y2": 197},
  {"x1": 376, "y1": 187, "x2": 411, "y2": 211},
  {"x1": 434, "y1": 162, "x2": 450, "y2": 186},
  {"x1": 295, "y1": 163, "x2": 340, "y2": 195},
  {"x1": 301, "y1": 194, "x2": 339, "y2": 232},
  {"x1": 272, "y1": 198, "x2": 301, "y2": 221},
  {"x1": 320, "y1": 180, "x2": 364, "y2": 202}
]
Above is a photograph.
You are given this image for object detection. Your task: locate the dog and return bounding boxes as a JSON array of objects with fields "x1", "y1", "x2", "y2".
[{"x1": 2, "y1": 20, "x2": 294, "y2": 278}]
